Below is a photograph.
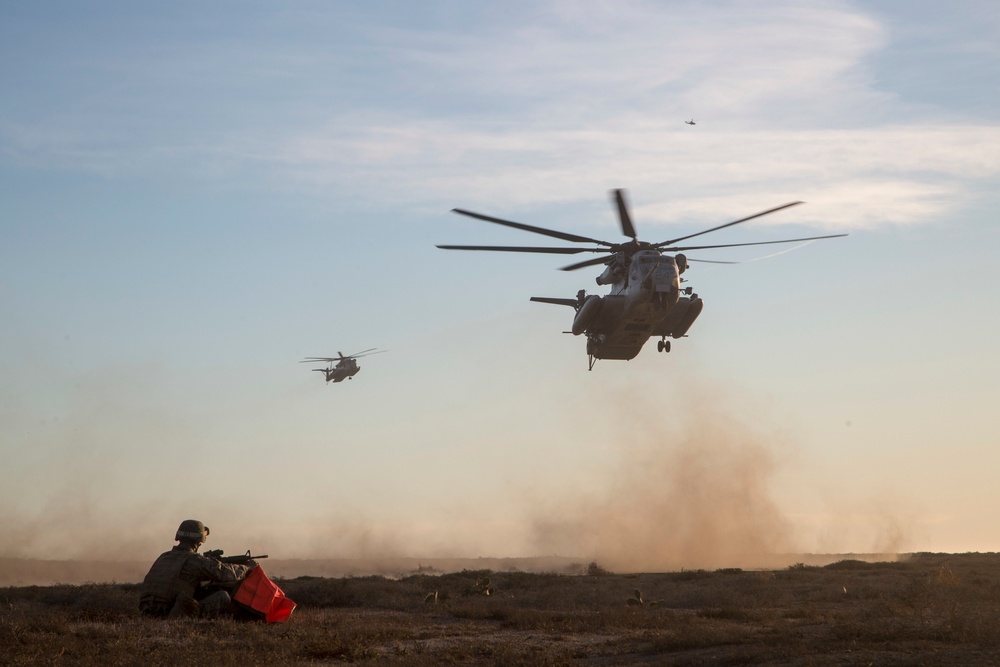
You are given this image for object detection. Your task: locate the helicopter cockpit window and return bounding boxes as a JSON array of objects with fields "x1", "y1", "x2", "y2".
[{"x1": 633, "y1": 255, "x2": 659, "y2": 274}]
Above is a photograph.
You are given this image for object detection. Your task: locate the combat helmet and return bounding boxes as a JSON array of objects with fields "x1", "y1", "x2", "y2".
[{"x1": 175, "y1": 519, "x2": 210, "y2": 543}]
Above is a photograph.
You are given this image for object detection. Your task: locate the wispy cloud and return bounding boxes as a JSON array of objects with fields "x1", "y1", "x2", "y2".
[
  {"x1": 2, "y1": 1, "x2": 997, "y2": 230},
  {"x1": 257, "y1": 120, "x2": 998, "y2": 229}
]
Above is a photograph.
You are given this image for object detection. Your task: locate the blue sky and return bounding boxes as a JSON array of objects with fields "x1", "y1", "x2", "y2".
[{"x1": 1, "y1": 1, "x2": 998, "y2": 568}]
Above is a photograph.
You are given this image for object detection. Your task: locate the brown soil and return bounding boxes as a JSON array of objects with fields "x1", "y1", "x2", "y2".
[{"x1": 3, "y1": 552, "x2": 1000, "y2": 665}]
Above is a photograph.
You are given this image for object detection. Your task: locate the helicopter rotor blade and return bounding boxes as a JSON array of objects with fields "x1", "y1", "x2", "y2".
[
  {"x1": 667, "y1": 233, "x2": 848, "y2": 253},
  {"x1": 612, "y1": 189, "x2": 638, "y2": 241},
  {"x1": 444, "y1": 195, "x2": 843, "y2": 275},
  {"x1": 559, "y1": 254, "x2": 615, "y2": 271},
  {"x1": 304, "y1": 349, "x2": 385, "y2": 362},
  {"x1": 348, "y1": 349, "x2": 386, "y2": 359},
  {"x1": 437, "y1": 244, "x2": 600, "y2": 254},
  {"x1": 656, "y1": 201, "x2": 805, "y2": 248},
  {"x1": 451, "y1": 209, "x2": 613, "y2": 246},
  {"x1": 342, "y1": 348, "x2": 378, "y2": 358},
  {"x1": 685, "y1": 258, "x2": 740, "y2": 264}
]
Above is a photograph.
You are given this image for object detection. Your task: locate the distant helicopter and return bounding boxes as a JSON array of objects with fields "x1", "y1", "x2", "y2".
[
  {"x1": 685, "y1": 119, "x2": 696, "y2": 125},
  {"x1": 301, "y1": 348, "x2": 385, "y2": 383},
  {"x1": 438, "y1": 190, "x2": 846, "y2": 370}
]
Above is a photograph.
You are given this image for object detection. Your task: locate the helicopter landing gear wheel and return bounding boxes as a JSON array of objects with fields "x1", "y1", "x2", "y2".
[{"x1": 657, "y1": 338, "x2": 671, "y2": 353}]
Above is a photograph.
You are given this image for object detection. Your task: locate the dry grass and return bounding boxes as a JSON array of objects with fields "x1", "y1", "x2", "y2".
[{"x1": 4, "y1": 553, "x2": 1000, "y2": 665}]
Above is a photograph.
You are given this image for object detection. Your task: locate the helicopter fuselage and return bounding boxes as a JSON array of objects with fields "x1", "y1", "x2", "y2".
[
  {"x1": 303, "y1": 348, "x2": 384, "y2": 384},
  {"x1": 324, "y1": 359, "x2": 360, "y2": 383},
  {"x1": 564, "y1": 250, "x2": 704, "y2": 361}
]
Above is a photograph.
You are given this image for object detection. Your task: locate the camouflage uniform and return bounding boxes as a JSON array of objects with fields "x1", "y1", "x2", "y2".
[{"x1": 139, "y1": 543, "x2": 251, "y2": 618}]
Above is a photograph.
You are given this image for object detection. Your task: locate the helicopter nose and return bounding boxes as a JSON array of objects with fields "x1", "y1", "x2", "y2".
[
  {"x1": 652, "y1": 266, "x2": 679, "y2": 291},
  {"x1": 649, "y1": 266, "x2": 680, "y2": 306}
]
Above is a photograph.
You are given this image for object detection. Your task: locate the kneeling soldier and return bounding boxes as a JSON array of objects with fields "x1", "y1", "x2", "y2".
[{"x1": 139, "y1": 520, "x2": 255, "y2": 619}]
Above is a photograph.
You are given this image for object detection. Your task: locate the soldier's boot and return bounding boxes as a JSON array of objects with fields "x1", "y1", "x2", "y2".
[{"x1": 167, "y1": 593, "x2": 200, "y2": 619}]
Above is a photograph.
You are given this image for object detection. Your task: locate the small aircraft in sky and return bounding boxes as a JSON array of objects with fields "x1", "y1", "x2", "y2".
[
  {"x1": 301, "y1": 348, "x2": 385, "y2": 383},
  {"x1": 438, "y1": 189, "x2": 846, "y2": 370},
  {"x1": 685, "y1": 119, "x2": 696, "y2": 125}
]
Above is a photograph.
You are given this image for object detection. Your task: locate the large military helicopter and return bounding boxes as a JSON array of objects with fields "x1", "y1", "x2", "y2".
[
  {"x1": 438, "y1": 189, "x2": 846, "y2": 370},
  {"x1": 301, "y1": 348, "x2": 385, "y2": 383}
]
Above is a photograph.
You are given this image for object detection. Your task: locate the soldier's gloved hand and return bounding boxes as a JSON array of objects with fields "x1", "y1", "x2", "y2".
[{"x1": 245, "y1": 559, "x2": 258, "y2": 569}]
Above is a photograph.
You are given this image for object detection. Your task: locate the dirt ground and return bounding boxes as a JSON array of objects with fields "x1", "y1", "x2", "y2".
[{"x1": 4, "y1": 552, "x2": 1000, "y2": 665}]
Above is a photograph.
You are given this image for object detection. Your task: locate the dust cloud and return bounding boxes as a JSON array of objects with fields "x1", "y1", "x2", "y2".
[
  {"x1": 2, "y1": 365, "x2": 915, "y2": 583},
  {"x1": 528, "y1": 381, "x2": 800, "y2": 572}
]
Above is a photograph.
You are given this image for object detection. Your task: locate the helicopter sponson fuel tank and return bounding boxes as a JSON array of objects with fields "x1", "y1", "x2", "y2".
[
  {"x1": 581, "y1": 293, "x2": 703, "y2": 360},
  {"x1": 653, "y1": 295, "x2": 704, "y2": 340},
  {"x1": 572, "y1": 295, "x2": 603, "y2": 335}
]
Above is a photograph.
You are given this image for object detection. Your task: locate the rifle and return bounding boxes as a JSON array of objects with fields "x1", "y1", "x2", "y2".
[{"x1": 204, "y1": 549, "x2": 269, "y2": 566}]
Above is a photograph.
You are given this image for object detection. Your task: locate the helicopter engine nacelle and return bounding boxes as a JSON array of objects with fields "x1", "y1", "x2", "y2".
[
  {"x1": 596, "y1": 256, "x2": 626, "y2": 285},
  {"x1": 572, "y1": 295, "x2": 603, "y2": 335},
  {"x1": 675, "y1": 253, "x2": 688, "y2": 274}
]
